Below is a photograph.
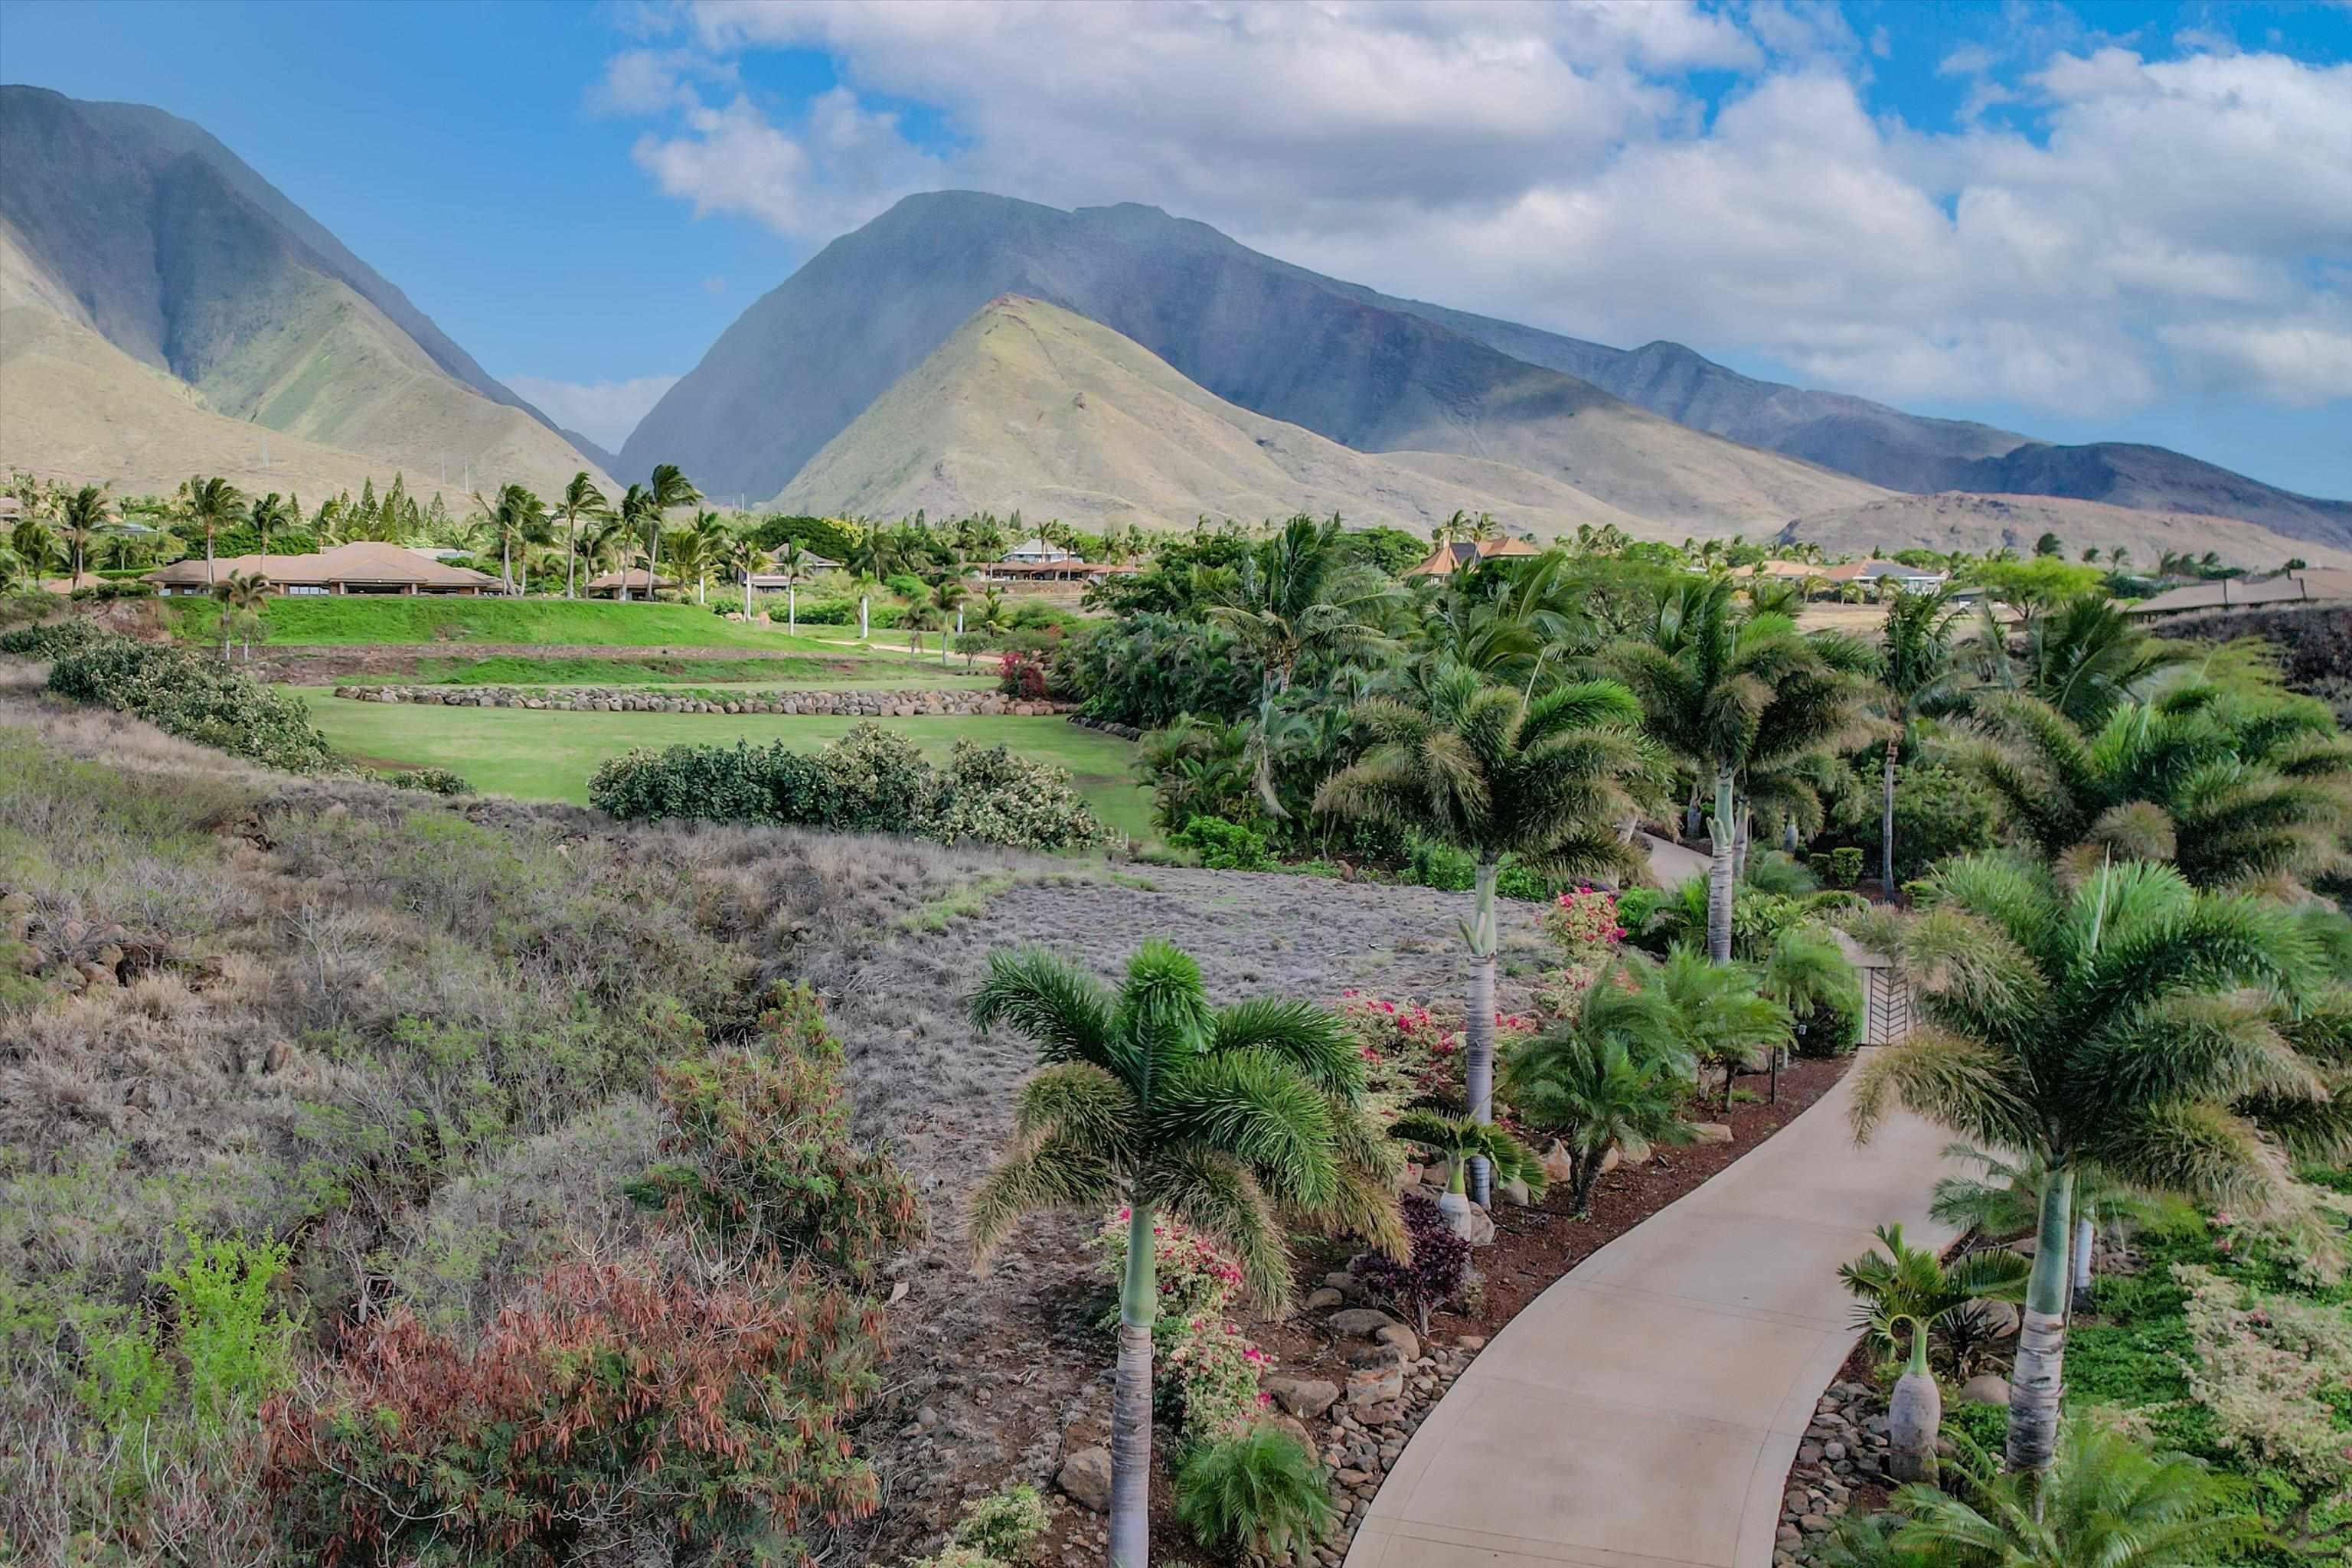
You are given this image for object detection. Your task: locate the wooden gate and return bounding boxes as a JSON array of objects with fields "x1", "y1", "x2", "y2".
[{"x1": 1864, "y1": 965, "x2": 1913, "y2": 1046}]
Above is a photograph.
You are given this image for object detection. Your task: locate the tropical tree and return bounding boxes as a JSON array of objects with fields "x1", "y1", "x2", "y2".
[
  {"x1": 761, "y1": 540, "x2": 807, "y2": 632},
  {"x1": 1929, "y1": 1146, "x2": 2175, "y2": 1313},
  {"x1": 244, "y1": 491, "x2": 292, "y2": 562},
  {"x1": 1837, "y1": 1223, "x2": 2028, "y2": 1480},
  {"x1": 472, "y1": 485, "x2": 548, "y2": 595},
  {"x1": 686, "y1": 509, "x2": 731, "y2": 604},
  {"x1": 1386, "y1": 1111, "x2": 1547, "y2": 1235},
  {"x1": 635, "y1": 462, "x2": 701, "y2": 606},
  {"x1": 1760, "y1": 923, "x2": 1864, "y2": 1054},
  {"x1": 1873, "y1": 585, "x2": 1968, "y2": 893},
  {"x1": 1501, "y1": 969, "x2": 1694, "y2": 1215},
  {"x1": 1651, "y1": 946, "x2": 1791, "y2": 1112},
  {"x1": 216, "y1": 570, "x2": 270, "y2": 661},
  {"x1": 929, "y1": 576, "x2": 968, "y2": 665},
  {"x1": 1609, "y1": 576, "x2": 1874, "y2": 962},
  {"x1": 552, "y1": 472, "x2": 609, "y2": 599},
  {"x1": 1881, "y1": 1419, "x2": 2270, "y2": 1567},
  {"x1": 1847, "y1": 852, "x2": 2337, "y2": 1477},
  {"x1": 968, "y1": 942, "x2": 1400, "y2": 1568},
  {"x1": 844, "y1": 531, "x2": 893, "y2": 639},
  {"x1": 57, "y1": 484, "x2": 113, "y2": 583},
  {"x1": 181, "y1": 475, "x2": 243, "y2": 590},
  {"x1": 724, "y1": 532, "x2": 772, "y2": 619},
  {"x1": 1316, "y1": 662, "x2": 1649, "y2": 1204},
  {"x1": 1967, "y1": 592, "x2": 2190, "y2": 728}
]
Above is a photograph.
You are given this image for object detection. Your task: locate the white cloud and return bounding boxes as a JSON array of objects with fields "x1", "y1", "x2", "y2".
[
  {"x1": 599, "y1": 2, "x2": 2352, "y2": 418},
  {"x1": 508, "y1": 374, "x2": 681, "y2": 451}
]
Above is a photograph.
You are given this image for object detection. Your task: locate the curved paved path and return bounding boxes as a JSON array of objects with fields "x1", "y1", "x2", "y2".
[{"x1": 1346, "y1": 1059, "x2": 1957, "y2": 1568}]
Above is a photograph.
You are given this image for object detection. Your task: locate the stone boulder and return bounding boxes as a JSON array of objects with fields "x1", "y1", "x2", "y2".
[
  {"x1": 1264, "y1": 1376, "x2": 1340, "y2": 1419},
  {"x1": 1328, "y1": 1308, "x2": 1397, "y2": 1338},
  {"x1": 1690, "y1": 1122, "x2": 1734, "y2": 1144},
  {"x1": 1057, "y1": 1446, "x2": 1113, "y2": 1513},
  {"x1": 1960, "y1": 1374, "x2": 2012, "y2": 1406}
]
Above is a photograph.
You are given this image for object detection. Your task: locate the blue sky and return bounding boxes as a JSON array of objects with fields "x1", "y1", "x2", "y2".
[{"x1": 4, "y1": 0, "x2": 2348, "y2": 495}]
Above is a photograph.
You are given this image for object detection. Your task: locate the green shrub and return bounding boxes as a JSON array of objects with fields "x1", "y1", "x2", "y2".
[
  {"x1": 629, "y1": 985, "x2": 923, "y2": 1283},
  {"x1": 1, "y1": 618, "x2": 110, "y2": 657},
  {"x1": 74, "y1": 1234, "x2": 299, "y2": 1440},
  {"x1": 46, "y1": 635, "x2": 341, "y2": 773},
  {"x1": 933, "y1": 740, "x2": 1105, "y2": 851},
  {"x1": 590, "y1": 738, "x2": 831, "y2": 824},
  {"x1": 1172, "y1": 814, "x2": 1276, "y2": 871},
  {"x1": 951, "y1": 1482, "x2": 1051, "y2": 1559},
  {"x1": 1827, "y1": 847, "x2": 1864, "y2": 887},
  {"x1": 376, "y1": 766, "x2": 469, "y2": 795},
  {"x1": 1849, "y1": 764, "x2": 2002, "y2": 881},
  {"x1": 1174, "y1": 1423, "x2": 1334, "y2": 1560}
]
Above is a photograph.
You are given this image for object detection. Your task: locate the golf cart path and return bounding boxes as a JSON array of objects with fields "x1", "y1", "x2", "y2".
[{"x1": 1344, "y1": 1058, "x2": 1957, "y2": 1568}]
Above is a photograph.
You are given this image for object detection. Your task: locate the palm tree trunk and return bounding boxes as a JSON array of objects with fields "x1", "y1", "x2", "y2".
[
  {"x1": 1707, "y1": 765, "x2": 1736, "y2": 963},
  {"x1": 1464, "y1": 858, "x2": 1499, "y2": 1208},
  {"x1": 502, "y1": 537, "x2": 512, "y2": 596},
  {"x1": 648, "y1": 528, "x2": 662, "y2": 605},
  {"x1": 1882, "y1": 737, "x2": 1900, "y2": 896},
  {"x1": 2007, "y1": 1164, "x2": 2075, "y2": 1484},
  {"x1": 1888, "y1": 1322, "x2": 1942, "y2": 1482},
  {"x1": 860, "y1": 593, "x2": 870, "y2": 640},
  {"x1": 566, "y1": 519, "x2": 577, "y2": 599},
  {"x1": 743, "y1": 573, "x2": 753, "y2": 617},
  {"x1": 1733, "y1": 805, "x2": 1751, "y2": 884},
  {"x1": 787, "y1": 583, "x2": 796, "y2": 635},
  {"x1": 1111, "y1": 1203, "x2": 1158, "y2": 1568},
  {"x1": 2070, "y1": 1210, "x2": 2095, "y2": 1316}
]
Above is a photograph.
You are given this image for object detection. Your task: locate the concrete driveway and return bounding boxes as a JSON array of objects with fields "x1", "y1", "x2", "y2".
[{"x1": 1344, "y1": 1060, "x2": 1956, "y2": 1568}]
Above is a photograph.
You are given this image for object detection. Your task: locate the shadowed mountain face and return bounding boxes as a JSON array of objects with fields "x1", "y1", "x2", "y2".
[
  {"x1": 633, "y1": 189, "x2": 2346, "y2": 547},
  {"x1": 622, "y1": 191, "x2": 1880, "y2": 526},
  {"x1": 0, "y1": 86, "x2": 603, "y2": 495}
]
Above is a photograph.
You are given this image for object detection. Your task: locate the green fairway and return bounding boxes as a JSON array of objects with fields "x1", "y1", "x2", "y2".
[
  {"x1": 407, "y1": 653, "x2": 999, "y2": 691},
  {"x1": 171, "y1": 596, "x2": 838, "y2": 649},
  {"x1": 296, "y1": 694, "x2": 1154, "y2": 844}
]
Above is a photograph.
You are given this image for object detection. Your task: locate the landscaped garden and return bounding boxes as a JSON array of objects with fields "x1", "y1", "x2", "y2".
[{"x1": 2, "y1": 500, "x2": 2348, "y2": 1568}]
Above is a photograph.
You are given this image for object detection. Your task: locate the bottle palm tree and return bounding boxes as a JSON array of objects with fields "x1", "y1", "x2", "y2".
[
  {"x1": 1837, "y1": 1223, "x2": 2029, "y2": 1480},
  {"x1": 1315, "y1": 662, "x2": 1650, "y2": 1204},
  {"x1": 1609, "y1": 577, "x2": 1873, "y2": 962},
  {"x1": 969, "y1": 942, "x2": 1400, "y2": 1568},
  {"x1": 1883, "y1": 1419, "x2": 2269, "y2": 1567},
  {"x1": 181, "y1": 475, "x2": 243, "y2": 591},
  {"x1": 1501, "y1": 970, "x2": 1694, "y2": 1215},
  {"x1": 552, "y1": 472, "x2": 610, "y2": 600},
  {"x1": 773, "y1": 541, "x2": 811, "y2": 633},
  {"x1": 724, "y1": 532, "x2": 772, "y2": 618},
  {"x1": 1847, "y1": 851, "x2": 2334, "y2": 1478},
  {"x1": 1387, "y1": 1111, "x2": 1547, "y2": 1234},
  {"x1": 57, "y1": 483, "x2": 113, "y2": 583},
  {"x1": 1873, "y1": 585, "x2": 1968, "y2": 893}
]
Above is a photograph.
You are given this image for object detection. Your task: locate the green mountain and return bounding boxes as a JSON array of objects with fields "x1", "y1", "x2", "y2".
[{"x1": 0, "y1": 85, "x2": 604, "y2": 497}]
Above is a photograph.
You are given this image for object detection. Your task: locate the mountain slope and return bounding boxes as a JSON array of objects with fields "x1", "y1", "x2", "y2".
[
  {"x1": 775, "y1": 296, "x2": 1663, "y2": 537},
  {"x1": 0, "y1": 86, "x2": 604, "y2": 497},
  {"x1": 628, "y1": 191, "x2": 1881, "y2": 527},
  {"x1": 1781, "y1": 490, "x2": 2351, "y2": 570},
  {"x1": 1373, "y1": 298, "x2": 2352, "y2": 547}
]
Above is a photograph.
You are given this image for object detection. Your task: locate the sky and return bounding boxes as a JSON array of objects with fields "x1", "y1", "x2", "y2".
[{"x1": 3, "y1": 0, "x2": 2348, "y2": 495}]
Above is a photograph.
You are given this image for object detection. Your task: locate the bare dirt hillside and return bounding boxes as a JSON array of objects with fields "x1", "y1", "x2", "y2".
[
  {"x1": 1780, "y1": 491, "x2": 2352, "y2": 570},
  {"x1": 776, "y1": 296, "x2": 1665, "y2": 536}
]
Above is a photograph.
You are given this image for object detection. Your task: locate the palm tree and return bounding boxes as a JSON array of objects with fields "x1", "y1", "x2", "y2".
[
  {"x1": 903, "y1": 598, "x2": 943, "y2": 657},
  {"x1": 929, "y1": 576, "x2": 968, "y2": 665},
  {"x1": 968, "y1": 942, "x2": 1400, "y2": 1568},
  {"x1": 57, "y1": 484, "x2": 113, "y2": 583},
  {"x1": 553, "y1": 472, "x2": 609, "y2": 600},
  {"x1": 472, "y1": 485, "x2": 548, "y2": 595},
  {"x1": 1315, "y1": 662, "x2": 1649, "y2": 1204},
  {"x1": 1929, "y1": 1146, "x2": 2174, "y2": 1314},
  {"x1": 1387, "y1": 1111, "x2": 1547, "y2": 1234},
  {"x1": 1609, "y1": 577, "x2": 1873, "y2": 962},
  {"x1": 772, "y1": 541, "x2": 811, "y2": 633},
  {"x1": 844, "y1": 531, "x2": 893, "y2": 639},
  {"x1": 246, "y1": 491, "x2": 292, "y2": 564},
  {"x1": 1651, "y1": 945, "x2": 1790, "y2": 1112},
  {"x1": 216, "y1": 570, "x2": 270, "y2": 661},
  {"x1": 687, "y1": 509, "x2": 730, "y2": 605},
  {"x1": 1837, "y1": 1223, "x2": 2028, "y2": 1480},
  {"x1": 181, "y1": 475, "x2": 243, "y2": 591},
  {"x1": 1969, "y1": 593, "x2": 2191, "y2": 729},
  {"x1": 1501, "y1": 969, "x2": 1694, "y2": 1215},
  {"x1": 1847, "y1": 852, "x2": 2336, "y2": 1477},
  {"x1": 724, "y1": 532, "x2": 772, "y2": 618},
  {"x1": 1873, "y1": 585, "x2": 1968, "y2": 893},
  {"x1": 1883, "y1": 1419, "x2": 2269, "y2": 1568},
  {"x1": 636, "y1": 462, "x2": 701, "y2": 606}
]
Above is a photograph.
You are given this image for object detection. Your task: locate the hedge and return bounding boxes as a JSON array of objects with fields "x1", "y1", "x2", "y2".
[{"x1": 45, "y1": 635, "x2": 342, "y2": 773}]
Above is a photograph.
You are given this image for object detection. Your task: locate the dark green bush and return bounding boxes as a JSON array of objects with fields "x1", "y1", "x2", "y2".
[
  {"x1": 590, "y1": 739, "x2": 831, "y2": 825},
  {"x1": 1848, "y1": 763, "x2": 2003, "y2": 881},
  {"x1": 1172, "y1": 815, "x2": 1276, "y2": 871},
  {"x1": 376, "y1": 767, "x2": 469, "y2": 796},
  {"x1": 1828, "y1": 847, "x2": 1864, "y2": 887},
  {"x1": 46, "y1": 635, "x2": 340, "y2": 773},
  {"x1": 1174, "y1": 1423, "x2": 1334, "y2": 1560},
  {"x1": 1, "y1": 618, "x2": 110, "y2": 656}
]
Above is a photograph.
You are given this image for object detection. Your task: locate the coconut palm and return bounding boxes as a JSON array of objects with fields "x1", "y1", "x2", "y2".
[
  {"x1": 630, "y1": 462, "x2": 701, "y2": 606},
  {"x1": 244, "y1": 491, "x2": 292, "y2": 564},
  {"x1": 1884, "y1": 1419, "x2": 2270, "y2": 1567},
  {"x1": 551, "y1": 472, "x2": 609, "y2": 599},
  {"x1": 1838, "y1": 1223, "x2": 2029, "y2": 1480},
  {"x1": 1315, "y1": 662, "x2": 1649, "y2": 1204},
  {"x1": 968, "y1": 942, "x2": 1400, "y2": 1568},
  {"x1": 929, "y1": 576, "x2": 968, "y2": 665},
  {"x1": 1873, "y1": 586, "x2": 1969, "y2": 893},
  {"x1": 1847, "y1": 851, "x2": 2337, "y2": 1477},
  {"x1": 724, "y1": 532, "x2": 772, "y2": 619},
  {"x1": 844, "y1": 531, "x2": 893, "y2": 639},
  {"x1": 1609, "y1": 576, "x2": 1875, "y2": 962},
  {"x1": 57, "y1": 484, "x2": 113, "y2": 583},
  {"x1": 1501, "y1": 970, "x2": 1694, "y2": 1215},
  {"x1": 180, "y1": 475, "x2": 243, "y2": 590},
  {"x1": 472, "y1": 485, "x2": 548, "y2": 596}
]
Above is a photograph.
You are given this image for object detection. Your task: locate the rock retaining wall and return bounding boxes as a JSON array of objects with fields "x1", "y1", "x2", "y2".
[{"x1": 328, "y1": 684, "x2": 1071, "y2": 717}]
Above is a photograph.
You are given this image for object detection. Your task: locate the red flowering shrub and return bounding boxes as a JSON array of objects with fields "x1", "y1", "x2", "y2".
[
  {"x1": 631, "y1": 983, "x2": 921, "y2": 1282},
  {"x1": 998, "y1": 648, "x2": 1050, "y2": 700},
  {"x1": 1341, "y1": 993, "x2": 1535, "y2": 1118},
  {"x1": 262, "y1": 1258, "x2": 886, "y2": 1566},
  {"x1": 1539, "y1": 886, "x2": 1625, "y2": 960},
  {"x1": 1097, "y1": 1212, "x2": 1272, "y2": 1437}
]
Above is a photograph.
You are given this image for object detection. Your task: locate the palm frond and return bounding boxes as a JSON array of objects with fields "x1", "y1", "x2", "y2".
[
  {"x1": 1141, "y1": 1148, "x2": 1293, "y2": 1312},
  {"x1": 968, "y1": 1138, "x2": 1122, "y2": 1265},
  {"x1": 1210, "y1": 997, "x2": 1365, "y2": 1099}
]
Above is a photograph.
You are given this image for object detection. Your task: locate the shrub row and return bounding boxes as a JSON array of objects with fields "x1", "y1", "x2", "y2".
[
  {"x1": 45, "y1": 635, "x2": 341, "y2": 774},
  {"x1": 0, "y1": 618, "x2": 112, "y2": 657},
  {"x1": 589, "y1": 723, "x2": 1106, "y2": 851}
]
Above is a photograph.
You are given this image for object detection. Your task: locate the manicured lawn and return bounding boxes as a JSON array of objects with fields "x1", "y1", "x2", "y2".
[
  {"x1": 296, "y1": 694, "x2": 1155, "y2": 844},
  {"x1": 169, "y1": 596, "x2": 835, "y2": 648},
  {"x1": 409, "y1": 653, "x2": 999, "y2": 691}
]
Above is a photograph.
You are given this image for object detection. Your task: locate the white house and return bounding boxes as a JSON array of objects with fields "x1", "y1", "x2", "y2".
[{"x1": 1004, "y1": 535, "x2": 1075, "y2": 566}]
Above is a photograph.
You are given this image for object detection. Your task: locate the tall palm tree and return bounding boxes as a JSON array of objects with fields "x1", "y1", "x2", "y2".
[
  {"x1": 724, "y1": 532, "x2": 772, "y2": 618},
  {"x1": 844, "y1": 531, "x2": 893, "y2": 639},
  {"x1": 1501, "y1": 968, "x2": 1694, "y2": 1215},
  {"x1": 1609, "y1": 577, "x2": 1874, "y2": 961},
  {"x1": 181, "y1": 475, "x2": 243, "y2": 591},
  {"x1": 57, "y1": 484, "x2": 113, "y2": 583},
  {"x1": 687, "y1": 509, "x2": 730, "y2": 605},
  {"x1": 1873, "y1": 585, "x2": 1968, "y2": 892},
  {"x1": 1847, "y1": 852, "x2": 2337, "y2": 1477},
  {"x1": 472, "y1": 485, "x2": 548, "y2": 596},
  {"x1": 246, "y1": 492, "x2": 292, "y2": 563},
  {"x1": 1968, "y1": 593, "x2": 2191, "y2": 728},
  {"x1": 929, "y1": 576, "x2": 968, "y2": 665},
  {"x1": 552, "y1": 472, "x2": 609, "y2": 600},
  {"x1": 1316, "y1": 662, "x2": 1650, "y2": 1204},
  {"x1": 969, "y1": 942, "x2": 1400, "y2": 1568},
  {"x1": 637, "y1": 462, "x2": 701, "y2": 606},
  {"x1": 772, "y1": 540, "x2": 811, "y2": 633}
]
